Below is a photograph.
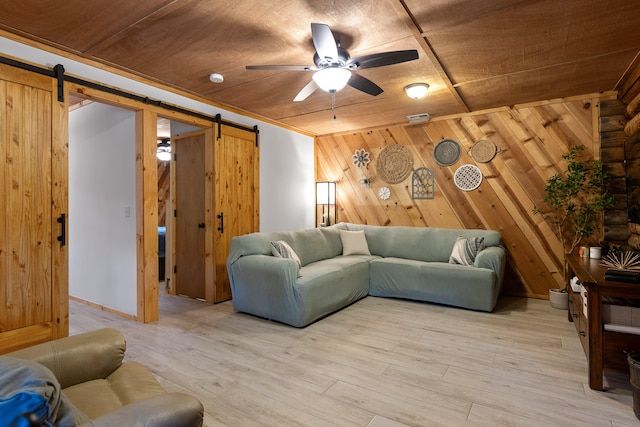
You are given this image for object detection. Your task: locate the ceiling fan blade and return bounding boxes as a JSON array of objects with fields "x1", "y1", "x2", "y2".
[
  {"x1": 311, "y1": 23, "x2": 338, "y2": 61},
  {"x1": 348, "y1": 50, "x2": 419, "y2": 69},
  {"x1": 347, "y1": 74, "x2": 383, "y2": 96},
  {"x1": 293, "y1": 80, "x2": 319, "y2": 102},
  {"x1": 246, "y1": 65, "x2": 316, "y2": 71}
]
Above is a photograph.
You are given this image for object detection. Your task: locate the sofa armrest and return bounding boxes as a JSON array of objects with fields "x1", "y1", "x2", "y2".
[
  {"x1": 6, "y1": 328, "x2": 125, "y2": 389},
  {"x1": 229, "y1": 255, "x2": 302, "y2": 321},
  {"x1": 230, "y1": 255, "x2": 299, "y2": 295},
  {"x1": 78, "y1": 393, "x2": 204, "y2": 427},
  {"x1": 475, "y1": 246, "x2": 507, "y2": 283}
]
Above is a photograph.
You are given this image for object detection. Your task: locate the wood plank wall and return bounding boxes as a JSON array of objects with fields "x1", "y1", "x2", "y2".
[
  {"x1": 600, "y1": 99, "x2": 629, "y2": 246},
  {"x1": 620, "y1": 59, "x2": 640, "y2": 250},
  {"x1": 316, "y1": 93, "x2": 618, "y2": 299},
  {"x1": 158, "y1": 159, "x2": 170, "y2": 226}
]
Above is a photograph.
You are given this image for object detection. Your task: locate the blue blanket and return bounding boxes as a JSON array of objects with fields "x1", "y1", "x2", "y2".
[{"x1": 0, "y1": 357, "x2": 87, "y2": 427}]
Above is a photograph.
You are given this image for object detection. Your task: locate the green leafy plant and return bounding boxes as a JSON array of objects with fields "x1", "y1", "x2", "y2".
[{"x1": 533, "y1": 145, "x2": 614, "y2": 288}]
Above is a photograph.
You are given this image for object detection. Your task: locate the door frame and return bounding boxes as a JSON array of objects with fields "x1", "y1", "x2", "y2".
[{"x1": 66, "y1": 81, "x2": 213, "y2": 322}]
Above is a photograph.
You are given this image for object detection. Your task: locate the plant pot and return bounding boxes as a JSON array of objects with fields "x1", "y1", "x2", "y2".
[
  {"x1": 549, "y1": 288, "x2": 568, "y2": 310},
  {"x1": 628, "y1": 352, "x2": 640, "y2": 420}
]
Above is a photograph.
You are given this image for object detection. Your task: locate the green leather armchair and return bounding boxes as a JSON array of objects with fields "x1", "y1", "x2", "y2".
[{"x1": 3, "y1": 328, "x2": 203, "y2": 426}]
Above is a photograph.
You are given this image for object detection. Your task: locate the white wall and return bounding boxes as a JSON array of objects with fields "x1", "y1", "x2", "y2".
[
  {"x1": 69, "y1": 103, "x2": 137, "y2": 315},
  {"x1": 260, "y1": 125, "x2": 315, "y2": 231},
  {"x1": 0, "y1": 36, "x2": 315, "y2": 232}
]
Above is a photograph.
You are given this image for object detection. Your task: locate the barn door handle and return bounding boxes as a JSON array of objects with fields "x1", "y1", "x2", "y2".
[
  {"x1": 217, "y1": 212, "x2": 224, "y2": 234},
  {"x1": 57, "y1": 213, "x2": 66, "y2": 247}
]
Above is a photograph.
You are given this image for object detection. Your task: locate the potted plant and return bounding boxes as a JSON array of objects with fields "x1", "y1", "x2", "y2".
[{"x1": 533, "y1": 145, "x2": 614, "y2": 308}]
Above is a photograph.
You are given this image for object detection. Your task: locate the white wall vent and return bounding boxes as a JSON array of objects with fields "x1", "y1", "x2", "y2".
[{"x1": 406, "y1": 113, "x2": 431, "y2": 123}]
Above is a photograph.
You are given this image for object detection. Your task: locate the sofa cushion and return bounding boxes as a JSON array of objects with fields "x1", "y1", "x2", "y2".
[
  {"x1": 64, "y1": 361, "x2": 167, "y2": 420},
  {"x1": 0, "y1": 357, "x2": 88, "y2": 427},
  {"x1": 342, "y1": 223, "x2": 502, "y2": 262},
  {"x1": 6, "y1": 328, "x2": 127, "y2": 390},
  {"x1": 291, "y1": 227, "x2": 343, "y2": 265},
  {"x1": 270, "y1": 240, "x2": 302, "y2": 267},
  {"x1": 295, "y1": 257, "x2": 372, "y2": 325},
  {"x1": 340, "y1": 230, "x2": 371, "y2": 256},
  {"x1": 228, "y1": 227, "x2": 344, "y2": 269},
  {"x1": 64, "y1": 379, "x2": 125, "y2": 420},
  {"x1": 369, "y1": 257, "x2": 499, "y2": 311},
  {"x1": 449, "y1": 236, "x2": 485, "y2": 265}
]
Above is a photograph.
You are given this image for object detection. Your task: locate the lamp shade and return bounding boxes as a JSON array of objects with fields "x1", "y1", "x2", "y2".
[
  {"x1": 316, "y1": 181, "x2": 336, "y2": 205},
  {"x1": 312, "y1": 68, "x2": 351, "y2": 93},
  {"x1": 316, "y1": 181, "x2": 336, "y2": 227}
]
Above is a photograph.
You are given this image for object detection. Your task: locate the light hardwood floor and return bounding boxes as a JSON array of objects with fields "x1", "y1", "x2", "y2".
[{"x1": 69, "y1": 292, "x2": 640, "y2": 426}]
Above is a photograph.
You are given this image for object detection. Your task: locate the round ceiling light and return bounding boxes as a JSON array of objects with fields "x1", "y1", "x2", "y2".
[{"x1": 404, "y1": 83, "x2": 429, "y2": 99}]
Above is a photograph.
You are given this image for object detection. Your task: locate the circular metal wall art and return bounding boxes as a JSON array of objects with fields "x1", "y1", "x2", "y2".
[
  {"x1": 454, "y1": 164, "x2": 483, "y2": 191},
  {"x1": 433, "y1": 138, "x2": 461, "y2": 166},
  {"x1": 469, "y1": 139, "x2": 497, "y2": 163},
  {"x1": 375, "y1": 144, "x2": 414, "y2": 184}
]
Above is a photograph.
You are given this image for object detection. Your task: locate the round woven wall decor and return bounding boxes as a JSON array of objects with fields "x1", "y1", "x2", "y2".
[
  {"x1": 469, "y1": 139, "x2": 497, "y2": 163},
  {"x1": 375, "y1": 144, "x2": 414, "y2": 184},
  {"x1": 454, "y1": 164, "x2": 483, "y2": 191}
]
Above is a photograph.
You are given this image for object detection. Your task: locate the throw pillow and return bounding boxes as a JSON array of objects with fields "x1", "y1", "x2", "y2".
[
  {"x1": 270, "y1": 240, "x2": 301, "y2": 268},
  {"x1": 449, "y1": 236, "x2": 485, "y2": 266},
  {"x1": 0, "y1": 357, "x2": 89, "y2": 427},
  {"x1": 340, "y1": 230, "x2": 371, "y2": 256}
]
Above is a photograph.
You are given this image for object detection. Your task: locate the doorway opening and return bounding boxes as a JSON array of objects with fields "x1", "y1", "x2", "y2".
[
  {"x1": 68, "y1": 98, "x2": 138, "y2": 318},
  {"x1": 157, "y1": 119, "x2": 206, "y2": 301}
]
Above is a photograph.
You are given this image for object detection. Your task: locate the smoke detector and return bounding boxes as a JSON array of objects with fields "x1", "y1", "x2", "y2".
[{"x1": 209, "y1": 73, "x2": 224, "y2": 83}]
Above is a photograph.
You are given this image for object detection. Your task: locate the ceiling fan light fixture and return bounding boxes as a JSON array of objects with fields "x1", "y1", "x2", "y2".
[
  {"x1": 157, "y1": 139, "x2": 171, "y2": 161},
  {"x1": 313, "y1": 68, "x2": 352, "y2": 93},
  {"x1": 404, "y1": 83, "x2": 429, "y2": 99},
  {"x1": 157, "y1": 150, "x2": 171, "y2": 161}
]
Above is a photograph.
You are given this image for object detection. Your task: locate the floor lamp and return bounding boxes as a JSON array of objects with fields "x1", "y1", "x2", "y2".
[{"x1": 316, "y1": 181, "x2": 336, "y2": 227}]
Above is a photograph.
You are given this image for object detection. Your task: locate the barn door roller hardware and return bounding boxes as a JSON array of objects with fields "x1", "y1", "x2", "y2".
[
  {"x1": 0, "y1": 55, "x2": 260, "y2": 136},
  {"x1": 214, "y1": 114, "x2": 260, "y2": 146}
]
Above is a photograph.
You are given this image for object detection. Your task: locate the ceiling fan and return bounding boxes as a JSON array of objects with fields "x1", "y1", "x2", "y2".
[{"x1": 246, "y1": 23, "x2": 419, "y2": 103}]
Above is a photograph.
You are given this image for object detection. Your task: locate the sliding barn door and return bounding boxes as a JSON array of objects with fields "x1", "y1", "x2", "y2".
[
  {"x1": 213, "y1": 125, "x2": 259, "y2": 302},
  {"x1": 0, "y1": 64, "x2": 68, "y2": 353}
]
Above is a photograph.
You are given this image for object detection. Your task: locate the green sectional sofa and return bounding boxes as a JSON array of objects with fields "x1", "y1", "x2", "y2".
[{"x1": 227, "y1": 223, "x2": 506, "y2": 327}]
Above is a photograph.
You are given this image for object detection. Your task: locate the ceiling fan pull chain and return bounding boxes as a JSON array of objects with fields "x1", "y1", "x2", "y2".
[{"x1": 332, "y1": 91, "x2": 337, "y2": 120}]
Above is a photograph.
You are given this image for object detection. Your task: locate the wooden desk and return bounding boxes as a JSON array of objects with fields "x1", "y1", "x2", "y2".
[{"x1": 567, "y1": 253, "x2": 640, "y2": 390}]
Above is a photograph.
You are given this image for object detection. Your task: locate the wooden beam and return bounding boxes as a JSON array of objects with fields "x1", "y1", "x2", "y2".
[
  {"x1": 52, "y1": 74, "x2": 69, "y2": 339},
  {"x1": 136, "y1": 109, "x2": 159, "y2": 323},
  {"x1": 390, "y1": 0, "x2": 470, "y2": 113},
  {"x1": 625, "y1": 112, "x2": 640, "y2": 136}
]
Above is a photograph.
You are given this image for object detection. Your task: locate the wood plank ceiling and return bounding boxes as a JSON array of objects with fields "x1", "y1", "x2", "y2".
[{"x1": 0, "y1": 0, "x2": 639, "y2": 136}]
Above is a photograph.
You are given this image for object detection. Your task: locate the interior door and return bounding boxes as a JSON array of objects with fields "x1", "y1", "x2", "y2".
[
  {"x1": 0, "y1": 64, "x2": 68, "y2": 353},
  {"x1": 174, "y1": 131, "x2": 206, "y2": 299},
  {"x1": 214, "y1": 125, "x2": 260, "y2": 302}
]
